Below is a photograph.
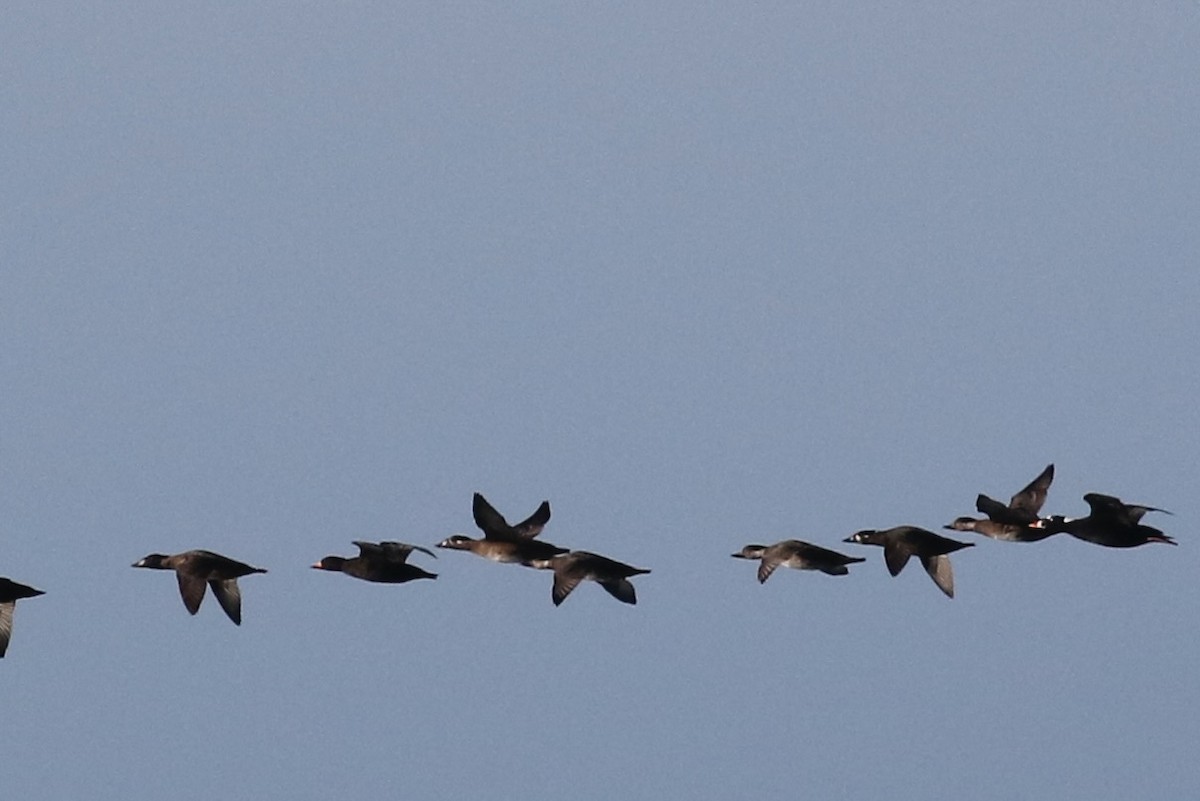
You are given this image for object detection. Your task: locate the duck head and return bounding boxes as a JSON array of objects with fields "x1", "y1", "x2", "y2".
[
  {"x1": 436, "y1": 534, "x2": 476, "y2": 551},
  {"x1": 843, "y1": 530, "x2": 884, "y2": 546},
  {"x1": 131, "y1": 554, "x2": 171, "y2": 569}
]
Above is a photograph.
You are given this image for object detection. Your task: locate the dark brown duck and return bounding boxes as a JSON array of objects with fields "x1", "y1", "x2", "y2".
[
  {"x1": 313, "y1": 541, "x2": 437, "y2": 583},
  {"x1": 973, "y1": 463, "x2": 1055, "y2": 526},
  {"x1": 1042, "y1": 493, "x2": 1175, "y2": 547},
  {"x1": 529, "y1": 551, "x2": 651, "y2": 606},
  {"x1": 132, "y1": 550, "x2": 267, "y2": 625},
  {"x1": 844, "y1": 527, "x2": 974, "y2": 598}
]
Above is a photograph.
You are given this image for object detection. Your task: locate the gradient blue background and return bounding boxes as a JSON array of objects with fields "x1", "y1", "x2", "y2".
[{"x1": 4, "y1": 3, "x2": 1197, "y2": 799}]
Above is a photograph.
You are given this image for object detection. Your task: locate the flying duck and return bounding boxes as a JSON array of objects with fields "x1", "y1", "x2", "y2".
[
  {"x1": 844, "y1": 527, "x2": 974, "y2": 598},
  {"x1": 969, "y1": 463, "x2": 1056, "y2": 530},
  {"x1": 132, "y1": 550, "x2": 267, "y2": 625},
  {"x1": 313, "y1": 541, "x2": 437, "y2": 583},
  {"x1": 1042, "y1": 493, "x2": 1175, "y2": 547},
  {"x1": 437, "y1": 492, "x2": 567, "y2": 565},
  {"x1": 943, "y1": 516, "x2": 1058, "y2": 543},
  {"x1": 731, "y1": 540, "x2": 865, "y2": 583},
  {"x1": 529, "y1": 551, "x2": 650, "y2": 606}
]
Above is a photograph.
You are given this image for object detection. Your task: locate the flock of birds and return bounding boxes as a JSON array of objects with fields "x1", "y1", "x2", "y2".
[{"x1": 0, "y1": 464, "x2": 1178, "y2": 657}]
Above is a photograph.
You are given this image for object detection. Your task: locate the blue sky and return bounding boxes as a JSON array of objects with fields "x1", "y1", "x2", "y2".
[{"x1": 3, "y1": 3, "x2": 1198, "y2": 799}]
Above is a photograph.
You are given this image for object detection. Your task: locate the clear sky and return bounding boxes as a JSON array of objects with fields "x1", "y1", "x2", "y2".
[{"x1": 3, "y1": 3, "x2": 1198, "y2": 799}]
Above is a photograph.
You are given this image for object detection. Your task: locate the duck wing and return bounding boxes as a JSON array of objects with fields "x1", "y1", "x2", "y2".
[
  {"x1": 355, "y1": 541, "x2": 436, "y2": 563},
  {"x1": 551, "y1": 571, "x2": 583, "y2": 606},
  {"x1": 176, "y1": 573, "x2": 207, "y2": 615},
  {"x1": 920, "y1": 554, "x2": 955, "y2": 598},
  {"x1": 0, "y1": 602, "x2": 14, "y2": 658},
  {"x1": 1010, "y1": 464, "x2": 1054, "y2": 517},
  {"x1": 1125, "y1": 504, "x2": 1172, "y2": 523},
  {"x1": 757, "y1": 554, "x2": 783, "y2": 584},
  {"x1": 209, "y1": 579, "x2": 243, "y2": 625},
  {"x1": 383, "y1": 541, "x2": 436, "y2": 560},
  {"x1": 883, "y1": 543, "x2": 913, "y2": 577},
  {"x1": 1082, "y1": 493, "x2": 1151, "y2": 525},
  {"x1": 978, "y1": 495, "x2": 1038, "y2": 525},
  {"x1": 511, "y1": 501, "x2": 551, "y2": 539},
  {"x1": 976, "y1": 494, "x2": 1023, "y2": 524},
  {"x1": 473, "y1": 493, "x2": 550, "y2": 540},
  {"x1": 598, "y1": 578, "x2": 638, "y2": 605},
  {"x1": 473, "y1": 493, "x2": 518, "y2": 540}
]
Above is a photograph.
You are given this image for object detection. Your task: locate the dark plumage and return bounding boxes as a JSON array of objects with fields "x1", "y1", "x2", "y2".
[
  {"x1": 731, "y1": 540, "x2": 865, "y2": 583},
  {"x1": 472, "y1": 492, "x2": 551, "y2": 540},
  {"x1": 436, "y1": 492, "x2": 567, "y2": 566},
  {"x1": 1080, "y1": 493, "x2": 1172, "y2": 526},
  {"x1": 313, "y1": 541, "x2": 437, "y2": 583},
  {"x1": 844, "y1": 527, "x2": 974, "y2": 598},
  {"x1": 0, "y1": 578, "x2": 44, "y2": 658},
  {"x1": 944, "y1": 516, "x2": 1058, "y2": 543},
  {"x1": 132, "y1": 550, "x2": 267, "y2": 625},
  {"x1": 971, "y1": 463, "x2": 1056, "y2": 528},
  {"x1": 1042, "y1": 493, "x2": 1175, "y2": 548},
  {"x1": 530, "y1": 551, "x2": 651, "y2": 606}
]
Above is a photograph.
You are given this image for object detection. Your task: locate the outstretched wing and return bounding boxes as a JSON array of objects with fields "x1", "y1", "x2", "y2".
[
  {"x1": 978, "y1": 493, "x2": 1036, "y2": 526},
  {"x1": 0, "y1": 602, "x2": 14, "y2": 658},
  {"x1": 757, "y1": 556, "x2": 782, "y2": 584},
  {"x1": 473, "y1": 493, "x2": 515, "y2": 539},
  {"x1": 551, "y1": 572, "x2": 583, "y2": 606},
  {"x1": 176, "y1": 573, "x2": 207, "y2": 615},
  {"x1": 382, "y1": 541, "x2": 437, "y2": 560},
  {"x1": 920, "y1": 554, "x2": 955, "y2": 598},
  {"x1": 883, "y1": 544, "x2": 912, "y2": 577},
  {"x1": 473, "y1": 493, "x2": 550, "y2": 540},
  {"x1": 511, "y1": 501, "x2": 551, "y2": 539},
  {"x1": 355, "y1": 540, "x2": 437, "y2": 563},
  {"x1": 976, "y1": 494, "x2": 1013, "y2": 522},
  {"x1": 598, "y1": 578, "x2": 638, "y2": 605},
  {"x1": 1010, "y1": 464, "x2": 1054, "y2": 517},
  {"x1": 1080, "y1": 493, "x2": 1169, "y2": 526},
  {"x1": 209, "y1": 579, "x2": 243, "y2": 625},
  {"x1": 1124, "y1": 505, "x2": 1172, "y2": 523},
  {"x1": 1084, "y1": 494, "x2": 1172, "y2": 525}
]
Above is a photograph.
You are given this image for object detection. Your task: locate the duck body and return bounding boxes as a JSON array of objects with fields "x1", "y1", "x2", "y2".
[
  {"x1": 964, "y1": 463, "x2": 1056, "y2": 533},
  {"x1": 1044, "y1": 517, "x2": 1174, "y2": 548},
  {"x1": 530, "y1": 551, "x2": 651, "y2": 606},
  {"x1": 132, "y1": 550, "x2": 267, "y2": 625},
  {"x1": 974, "y1": 463, "x2": 1054, "y2": 525},
  {"x1": 844, "y1": 527, "x2": 974, "y2": 598},
  {"x1": 732, "y1": 540, "x2": 865, "y2": 583},
  {"x1": 1043, "y1": 494, "x2": 1175, "y2": 547},
  {"x1": 944, "y1": 516, "x2": 1058, "y2": 543},
  {"x1": 436, "y1": 534, "x2": 568, "y2": 565},
  {"x1": 0, "y1": 578, "x2": 44, "y2": 658},
  {"x1": 437, "y1": 492, "x2": 567, "y2": 566},
  {"x1": 313, "y1": 541, "x2": 437, "y2": 583}
]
